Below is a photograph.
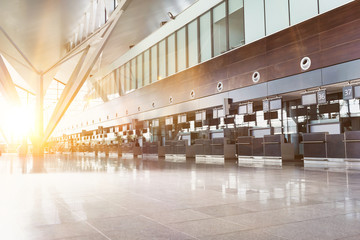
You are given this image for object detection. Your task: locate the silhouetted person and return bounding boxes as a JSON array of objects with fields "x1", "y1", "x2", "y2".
[{"x1": 19, "y1": 139, "x2": 28, "y2": 173}]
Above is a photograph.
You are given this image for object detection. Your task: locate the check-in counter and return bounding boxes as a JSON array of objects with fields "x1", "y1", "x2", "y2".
[
  {"x1": 165, "y1": 141, "x2": 175, "y2": 155},
  {"x1": 165, "y1": 140, "x2": 186, "y2": 160},
  {"x1": 253, "y1": 138, "x2": 264, "y2": 157},
  {"x1": 211, "y1": 138, "x2": 224, "y2": 156},
  {"x1": 345, "y1": 131, "x2": 360, "y2": 166},
  {"x1": 263, "y1": 135, "x2": 283, "y2": 157},
  {"x1": 194, "y1": 139, "x2": 212, "y2": 155},
  {"x1": 300, "y1": 131, "x2": 360, "y2": 168},
  {"x1": 326, "y1": 134, "x2": 345, "y2": 166},
  {"x1": 302, "y1": 132, "x2": 327, "y2": 166},
  {"x1": 263, "y1": 135, "x2": 284, "y2": 164},
  {"x1": 121, "y1": 142, "x2": 136, "y2": 158},
  {"x1": 237, "y1": 134, "x2": 293, "y2": 166},
  {"x1": 175, "y1": 140, "x2": 187, "y2": 155},
  {"x1": 195, "y1": 138, "x2": 223, "y2": 164},
  {"x1": 236, "y1": 136, "x2": 253, "y2": 157},
  {"x1": 142, "y1": 142, "x2": 159, "y2": 158}
]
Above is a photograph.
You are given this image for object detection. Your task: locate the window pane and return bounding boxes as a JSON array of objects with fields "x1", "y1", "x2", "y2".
[
  {"x1": 167, "y1": 34, "x2": 176, "y2": 76},
  {"x1": 119, "y1": 66, "x2": 125, "y2": 95},
  {"x1": 289, "y1": 0, "x2": 318, "y2": 25},
  {"x1": 108, "y1": 73, "x2": 117, "y2": 100},
  {"x1": 131, "y1": 58, "x2": 136, "y2": 90},
  {"x1": 319, "y1": 0, "x2": 353, "y2": 13},
  {"x1": 265, "y1": 0, "x2": 289, "y2": 35},
  {"x1": 125, "y1": 62, "x2": 130, "y2": 92},
  {"x1": 213, "y1": 2, "x2": 227, "y2": 57},
  {"x1": 177, "y1": 27, "x2": 186, "y2": 72},
  {"x1": 158, "y1": 40, "x2": 166, "y2": 80},
  {"x1": 244, "y1": 0, "x2": 265, "y2": 44},
  {"x1": 144, "y1": 50, "x2": 150, "y2": 86},
  {"x1": 114, "y1": 68, "x2": 119, "y2": 95},
  {"x1": 229, "y1": 0, "x2": 245, "y2": 49},
  {"x1": 188, "y1": 20, "x2": 198, "y2": 67},
  {"x1": 151, "y1": 45, "x2": 157, "y2": 83},
  {"x1": 137, "y1": 54, "x2": 143, "y2": 88},
  {"x1": 200, "y1": 11, "x2": 212, "y2": 62}
]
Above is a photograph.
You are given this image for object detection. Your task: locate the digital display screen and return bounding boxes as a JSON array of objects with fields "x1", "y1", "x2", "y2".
[
  {"x1": 354, "y1": 85, "x2": 360, "y2": 99},
  {"x1": 317, "y1": 90, "x2": 327, "y2": 104},
  {"x1": 217, "y1": 108, "x2": 225, "y2": 118},
  {"x1": 238, "y1": 105, "x2": 247, "y2": 115},
  {"x1": 343, "y1": 86, "x2": 354, "y2": 100},
  {"x1": 152, "y1": 119, "x2": 159, "y2": 127},
  {"x1": 302, "y1": 93, "x2": 317, "y2": 106},
  {"x1": 165, "y1": 116, "x2": 173, "y2": 125},
  {"x1": 195, "y1": 112, "x2": 203, "y2": 121},
  {"x1": 213, "y1": 109, "x2": 218, "y2": 119},
  {"x1": 263, "y1": 100, "x2": 269, "y2": 112},
  {"x1": 270, "y1": 99, "x2": 282, "y2": 110},
  {"x1": 178, "y1": 114, "x2": 187, "y2": 123},
  {"x1": 247, "y1": 102, "x2": 254, "y2": 114}
]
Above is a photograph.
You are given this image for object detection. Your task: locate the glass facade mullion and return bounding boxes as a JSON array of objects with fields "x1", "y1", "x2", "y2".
[
  {"x1": 265, "y1": 0, "x2": 290, "y2": 35},
  {"x1": 177, "y1": 27, "x2": 187, "y2": 72},
  {"x1": 244, "y1": 0, "x2": 265, "y2": 44},
  {"x1": 131, "y1": 58, "x2": 136, "y2": 90},
  {"x1": 188, "y1": 19, "x2": 199, "y2": 67},
  {"x1": 137, "y1": 54, "x2": 143, "y2": 88},
  {"x1": 229, "y1": 0, "x2": 245, "y2": 49},
  {"x1": 144, "y1": 50, "x2": 150, "y2": 86},
  {"x1": 158, "y1": 39, "x2": 166, "y2": 80},
  {"x1": 151, "y1": 45, "x2": 157, "y2": 82},
  {"x1": 213, "y1": 2, "x2": 227, "y2": 57},
  {"x1": 167, "y1": 34, "x2": 176, "y2": 76},
  {"x1": 199, "y1": 12, "x2": 212, "y2": 62}
]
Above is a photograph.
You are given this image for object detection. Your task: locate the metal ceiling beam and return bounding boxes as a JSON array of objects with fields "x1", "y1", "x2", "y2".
[
  {"x1": 42, "y1": 1, "x2": 126, "y2": 144},
  {"x1": 0, "y1": 26, "x2": 40, "y2": 75},
  {"x1": 92, "y1": 80, "x2": 109, "y2": 102},
  {"x1": 0, "y1": 126, "x2": 8, "y2": 144},
  {"x1": 0, "y1": 55, "x2": 21, "y2": 105}
]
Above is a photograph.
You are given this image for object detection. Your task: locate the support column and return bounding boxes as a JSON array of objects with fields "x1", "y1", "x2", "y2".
[{"x1": 33, "y1": 73, "x2": 44, "y2": 158}]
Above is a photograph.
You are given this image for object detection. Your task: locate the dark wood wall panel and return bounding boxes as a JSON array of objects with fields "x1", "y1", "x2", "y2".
[{"x1": 120, "y1": 0, "x2": 360, "y2": 114}]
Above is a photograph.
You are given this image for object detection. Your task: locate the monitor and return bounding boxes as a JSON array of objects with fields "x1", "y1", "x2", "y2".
[{"x1": 302, "y1": 93, "x2": 317, "y2": 106}]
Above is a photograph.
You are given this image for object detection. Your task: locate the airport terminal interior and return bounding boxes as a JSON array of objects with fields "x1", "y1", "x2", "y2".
[{"x1": 1, "y1": 0, "x2": 360, "y2": 239}]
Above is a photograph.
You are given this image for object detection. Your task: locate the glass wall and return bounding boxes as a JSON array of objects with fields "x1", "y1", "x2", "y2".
[
  {"x1": 177, "y1": 27, "x2": 187, "y2": 72},
  {"x1": 319, "y1": 0, "x2": 353, "y2": 13},
  {"x1": 137, "y1": 54, "x2": 143, "y2": 88},
  {"x1": 167, "y1": 33, "x2": 176, "y2": 75},
  {"x1": 144, "y1": 50, "x2": 150, "y2": 86},
  {"x1": 200, "y1": 12, "x2": 212, "y2": 62},
  {"x1": 119, "y1": 65, "x2": 125, "y2": 95},
  {"x1": 289, "y1": 0, "x2": 318, "y2": 25},
  {"x1": 213, "y1": 2, "x2": 227, "y2": 57},
  {"x1": 125, "y1": 62, "x2": 130, "y2": 92},
  {"x1": 188, "y1": 20, "x2": 198, "y2": 67},
  {"x1": 265, "y1": 0, "x2": 290, "y2": 35},
  {"x1": 229, "y1": 0, "x2": 245, "y2": 49},
  {"x1": 151, "y1": 45, "x2": 157, "y2": 82},
  {"x1": 244, "y1": 0, "x2": 265, "y2": 44},
  {"x1": 158, "y1": 40, "x2": 166, "y2": 80},
  {"x1": 91, "y1": 0, "x2": 353, "y2": 101},
  {"x1": 130, "y1": 59, "x2": 136, "y2": 90}
]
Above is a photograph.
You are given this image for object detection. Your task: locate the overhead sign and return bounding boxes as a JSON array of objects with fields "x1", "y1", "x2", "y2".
[
  {"x1": 263, "y1": 100, "x2": 270, "y2": 113},
  {"x1": 354, "y1": 85, "x2": 360, "y2": 99},
  {"x1": 302, "y1": 93, "x2": 317, "y2": 106},
  {"x1": 317, "y1": 90, "x2": 327, "y2": 104},
  {"x1": 247, "y1": 102, "x2": 254, "y2": 114},
  {"x1": 270, "y1": 98, "x2": 282, "y2": 111},
  {"x1": 343, "y1": 86, "x2": 354, "y2": 100}
]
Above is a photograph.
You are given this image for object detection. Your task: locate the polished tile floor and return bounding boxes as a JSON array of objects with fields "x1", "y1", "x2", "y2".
[{"x1": 1, "y1": 153, "x2": 360, "y2": 240}]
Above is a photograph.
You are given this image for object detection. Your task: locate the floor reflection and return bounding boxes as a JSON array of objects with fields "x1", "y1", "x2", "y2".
[{"x1": 0, "y1": 153, "x2": 360, "y2": 239}]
